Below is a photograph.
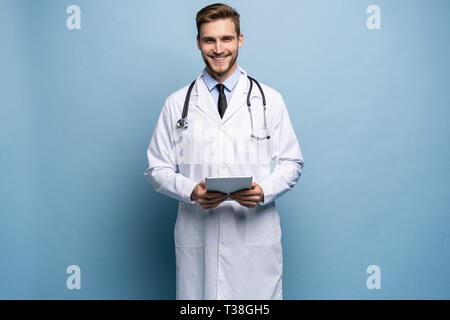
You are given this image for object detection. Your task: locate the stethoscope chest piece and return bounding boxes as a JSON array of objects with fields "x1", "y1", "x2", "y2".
[{"x1": 176, "y1": 118, "x2": 188, "y2": 129}]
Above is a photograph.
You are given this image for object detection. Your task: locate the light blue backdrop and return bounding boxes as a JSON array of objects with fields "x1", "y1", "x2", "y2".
[{"x1": 1, "y1": 0, "x2": 449, "y2": 299}]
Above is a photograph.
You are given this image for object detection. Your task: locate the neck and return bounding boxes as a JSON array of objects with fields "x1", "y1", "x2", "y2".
[{"x1": 206, "y1": 63, "x2": 238, "y2": 83}]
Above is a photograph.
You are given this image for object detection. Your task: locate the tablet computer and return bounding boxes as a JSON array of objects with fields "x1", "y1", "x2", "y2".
[{"x1": 205, "y1": 176, "x2": 253, "y2": 194}]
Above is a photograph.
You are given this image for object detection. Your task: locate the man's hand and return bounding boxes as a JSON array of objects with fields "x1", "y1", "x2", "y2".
[
  {"x1": 230, "y1": 182, "x2": 264, "y2": 208},
  {"x1": 191, "y1": 180, "x2": 229, "y2": 209}
]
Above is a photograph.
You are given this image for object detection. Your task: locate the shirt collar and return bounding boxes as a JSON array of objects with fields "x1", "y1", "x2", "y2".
[{"x1": 202, "y1": 65, "x2": 242, "y2": 92}]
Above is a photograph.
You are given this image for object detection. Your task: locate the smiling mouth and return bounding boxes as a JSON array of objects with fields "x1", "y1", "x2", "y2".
[{"x1": 210, "y1": 55, "x2": 229, "y2": 64}]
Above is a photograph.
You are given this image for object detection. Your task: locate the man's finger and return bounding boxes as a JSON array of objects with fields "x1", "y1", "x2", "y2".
[
  {"x1": 202, "y1": 196, "x2": 229, "y2": 208},
  {"x1": 230, "y1": 194, "x2": 261, "y2": 201},
  {"x1": 198, "y1": 195, "x2": 227, "y2": 204},
  {"x1": 200, "y1": 192, "x2": 227, "y2": 199},
  {"x1": 203, "y1": 202, "x2": 222, "y2": 209},
  {"x1": 199, "y1": 194, "x2": 228, "y2": 205},
  {"x1": 232, "y1": 198, "x2": 257, "y2": 208},
  {"x1": 231, "y1": 189, "x2": 259, "y2": 196}
]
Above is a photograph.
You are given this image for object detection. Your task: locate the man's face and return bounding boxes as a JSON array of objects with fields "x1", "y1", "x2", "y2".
[{"x1": 197, "y1": 18, "x2": 243, "y2": 80}]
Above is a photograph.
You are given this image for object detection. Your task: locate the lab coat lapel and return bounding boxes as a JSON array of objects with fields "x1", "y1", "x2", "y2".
[
  {"x1": 221, "y1": 67, "x2": 249, "y2": 125},
  {"x1": 194, "y1": 72, "x2": 222, "y2": 125}
]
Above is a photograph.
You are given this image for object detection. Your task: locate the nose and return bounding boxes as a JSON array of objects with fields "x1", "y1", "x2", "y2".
[{"x1": 214, "y1": 40, "x2": 224, "y2": 54}]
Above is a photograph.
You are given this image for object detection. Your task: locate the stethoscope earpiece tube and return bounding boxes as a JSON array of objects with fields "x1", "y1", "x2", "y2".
[
  {"x1": 247, "y1": 77, "x2": 253, "y2": 106},
  {"x1": 247, "y1": 76, "x2": 266, "y2": 106},
  {"x1": 177, "y1": 80, "x2": 196, "y2": 129}
]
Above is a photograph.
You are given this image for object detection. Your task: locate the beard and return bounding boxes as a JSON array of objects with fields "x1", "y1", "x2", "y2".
[{"x1": 203, "y1": 50, "x2": 239, "y2": 78}]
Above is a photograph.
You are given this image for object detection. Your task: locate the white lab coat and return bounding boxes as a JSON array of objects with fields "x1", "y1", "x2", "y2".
[{"x1": 145, "y1": 65, "x2": 304, "y2": 300}]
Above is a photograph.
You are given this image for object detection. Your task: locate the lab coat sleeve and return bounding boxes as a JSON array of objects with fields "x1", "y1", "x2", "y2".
[
  {"x1": 144, "y1": 98, "x2": 197, "y2": 204},
  {"x1": 258, "y1": 92, "x2": 304, "y2": 206}
]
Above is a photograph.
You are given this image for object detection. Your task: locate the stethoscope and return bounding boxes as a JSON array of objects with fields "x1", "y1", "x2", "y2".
[{"x1": 176, "y1": 75, "x2": 270, "y2": 140}]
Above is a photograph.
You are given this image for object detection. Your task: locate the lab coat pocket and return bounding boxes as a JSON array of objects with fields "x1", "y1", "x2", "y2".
[
  {"x1": 244, "y1": 206, "x2": 281, "y2": 246},
  {"x1": 247, "y1": 132, "x2": 272, "y2": 166},
  {"x1": 174, "y1": 204, "x2": 204, "y2": 247}
]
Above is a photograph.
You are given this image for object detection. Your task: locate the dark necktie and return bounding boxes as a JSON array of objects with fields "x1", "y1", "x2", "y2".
[{"x1": 216, "y1": 83, "x2": 227, "y2": 118}]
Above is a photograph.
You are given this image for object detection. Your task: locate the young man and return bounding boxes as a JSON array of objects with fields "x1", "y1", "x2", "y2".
[{"x1": 145, "y1": 3, "x2": 304, "y2": 299}]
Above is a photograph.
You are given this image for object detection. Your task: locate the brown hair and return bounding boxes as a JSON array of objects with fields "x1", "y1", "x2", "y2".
[{"x1": 196, "y1": 3, "x2": 240, "y2": 39}]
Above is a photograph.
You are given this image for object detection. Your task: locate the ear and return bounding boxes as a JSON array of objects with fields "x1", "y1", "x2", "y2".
[
  {"x1": 197, "y1": 35, "x2": 201, "y2": 50},
  {"x1": 238, "y1": 33, "x2": 244, "y2": 48}
]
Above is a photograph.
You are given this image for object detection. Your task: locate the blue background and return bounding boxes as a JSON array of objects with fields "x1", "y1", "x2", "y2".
[{"x1": 1, "y1": 0, "x2": 449, "y2": 299}]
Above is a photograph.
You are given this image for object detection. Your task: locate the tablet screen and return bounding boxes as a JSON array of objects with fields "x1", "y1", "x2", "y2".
[{"x1": 205, "y1": 176, "x2": 253, "y2": 194}]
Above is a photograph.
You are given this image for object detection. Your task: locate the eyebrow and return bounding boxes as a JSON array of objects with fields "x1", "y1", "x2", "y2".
[{"x1": 202, "y1": 35, "x2": 235, "y2": 41}]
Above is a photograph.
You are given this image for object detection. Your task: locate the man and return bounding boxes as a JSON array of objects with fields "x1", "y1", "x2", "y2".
[{"x1": 145, "y1": 3, "x2": 304, "y2": 299}]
